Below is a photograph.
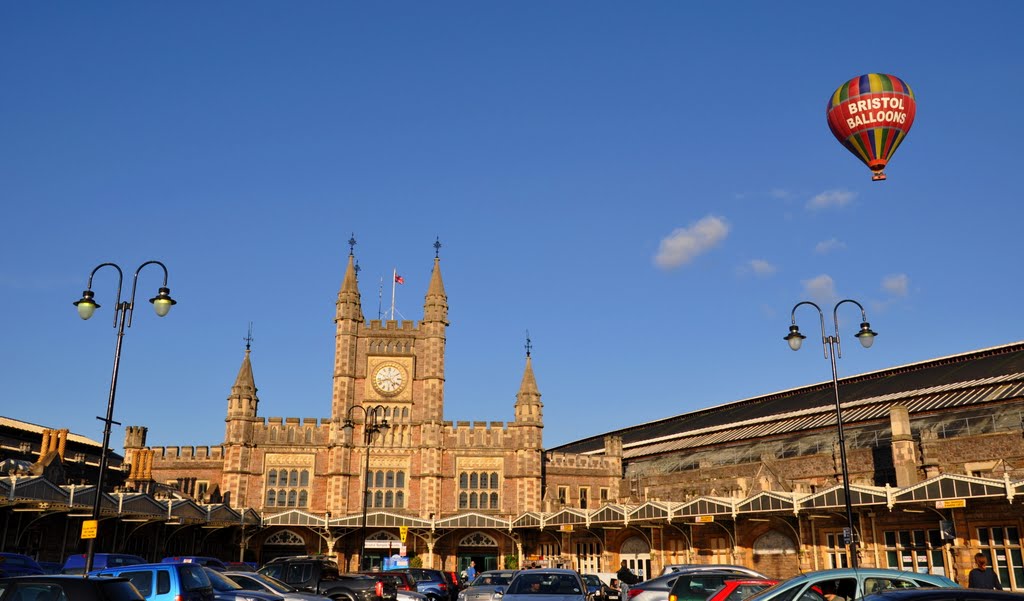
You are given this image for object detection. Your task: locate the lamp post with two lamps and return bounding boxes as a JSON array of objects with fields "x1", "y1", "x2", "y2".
[
  {"x1": 784, "y1": 299, "x2": 876, "y2": 569},
  {"x1": 342, "y1": 404, "x2": 390, "y2": 569},
  {"x1": 73, "y1": 261, "x2": 176, "y2": 573}
]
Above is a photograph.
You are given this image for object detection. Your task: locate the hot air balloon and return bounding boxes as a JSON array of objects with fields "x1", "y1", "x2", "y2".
[{"x1": 826, "y1": 73, "x2": 916, "y2": 181}]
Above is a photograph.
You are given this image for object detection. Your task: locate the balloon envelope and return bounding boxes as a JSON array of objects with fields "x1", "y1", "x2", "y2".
[{"x1": 826, "y1": 73, "x2": 916, "y2": 181}]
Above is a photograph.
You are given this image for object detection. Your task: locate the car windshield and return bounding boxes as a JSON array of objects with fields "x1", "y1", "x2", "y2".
[
  {"x1": 474, "y1": 574, "x2": 514, "y2": 586},
  {"x1": 584, "y1": 576, "x2": 602, "y2": 587},
  {"x1": 206, "y1": 568, "x2": 243, "y2": 590},
  {"x1": 509, "y1": 573, "x2": 582, "y2": 595}
]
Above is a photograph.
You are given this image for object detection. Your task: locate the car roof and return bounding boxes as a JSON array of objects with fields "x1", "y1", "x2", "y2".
[{"x1": 863, "y1": 589, "x2": 1022, "y2": 601}]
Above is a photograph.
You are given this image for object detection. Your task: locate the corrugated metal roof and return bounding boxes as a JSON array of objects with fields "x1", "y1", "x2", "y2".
[{"x1": 0, "y1": 416, "x2": 103, "y2": 447}]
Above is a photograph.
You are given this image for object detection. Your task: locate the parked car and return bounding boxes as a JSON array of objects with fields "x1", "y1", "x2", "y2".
[
  {"x1": 228, "y1": 563, "x2": 259, "y2": 572},
  {"x1": 458, "y1": 570, "x2": 519, "y2": 601},
  {"x1": 671, "y1": 577, "x2": 780, "y2": 601},
  {"x1": 744, "y1": 569, "x2": 958, "y2": 601},
  {"x1": 659, "y1": 566, "x2": 766, "y2": 578},
  {"x1": 704, "y1": 579, "x2": 779, "y2": 601},
  {"x1": 225, "y1": 570, "x2": 331, "y2": 600},
  {"x1": 165, "y1": 557, "x2": 231, "y2": 572},
  {"x1": 862, "y1": 589, "x2": 1023, "y2": 601},
  {"x1": 627, "y1": 567, "x2": 768, "y2": 601},
  {"x1": 91, "y1": 561, "x2": 216, "y2": 601},
  {"x1": 0, "y1": 575, "x2": 145, "y2": 601},
  {"x1": 204, "y1": 567, "x2": 285, "y2": 601},
  {"x1": 0, "y1": 553, "x2": 44, "y2": 578},
  {"x1": 63, "y1": 553, "x2": 147, "y2": 575},
  {"x1": 386, "y1": 569, "x2": 454, "y2": 601},
  {"x1": 500, "y1": 569, "x2": 587, "y2": 601},
  {"x1": 37, "y1": 562, "x2": 63, "y2": 575},
  {"x1": 259, "y1": 557, "x2": 397, "y2": 601},
  {"x1": 582, "y1": 575, "x2": 611, "y2": 601}
]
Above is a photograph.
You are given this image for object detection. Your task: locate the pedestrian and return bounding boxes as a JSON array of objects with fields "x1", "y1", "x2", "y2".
[
  {"x1": 968, "y1": 552, "x2": 1003, "y2": 589},
  {"x1": 616, "y1": 560, "x2": 639, "y2": 586},
  {"x1": 821, "y1": 581, "x2": 846, "y2": 601},
  {"x1": 466, "y1": 560, "x2": 477, "y2": 582}
]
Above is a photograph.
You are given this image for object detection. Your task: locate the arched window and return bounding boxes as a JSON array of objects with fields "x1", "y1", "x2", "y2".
[
  {"x1": 459, "y1": 473, "x2": 468, "y2": 488},
  {"x1": 374, "y1": 491, "x2": 384, "y2": 507},
  {"x1": 266, "y1": 489, "x2": 276, "y2": 506},
  {"x1": 386, "y1": 471, "x2": 395, "y2": 487},
  {"x1": 300, "y1": 470, "x2": 309, "y2": 486},
  {"x1": 277, "y1": 490, "x2": 286, "y2": 506},
  {"x1": 396, "y1": 471, "x2": 405, "y2": 487},
  {"x1": 268, "y1": 470, "x2": 277, "y2": 487},
  {"x1": 469, "y1": 493, "x2": 478, "y2": 509},
  {"x1": 287, "y1": 490, "x2": 297, "y2": 507},
  {"x1": 459, "y1": 492, "x2": 468, "y2": 509},
  {"x1": 470, "y1": 473, "x2": 478, "y2": 489},
  {"x1": 375, "y1": 471, "x2": 385, "y2": 487},
  {"x1": 396, "y1": 491, "x2": 404, "y2": 508},
  {"x1": 289, "y1": 470, "x2": 298, "y2": 487},
  {"x1": 490, "y1": 492, "x2": 499, "y2": 509},
  {"x1": 385, "y1": 491, "x2": 394, "y2": 508},
  {"x1": 402, "y1": 408, "x2": 409, "y2": 419},
  {"x1": 298, "y1": 491, "x2": 308, "y2": 507},
  {"x1": 490, "y1": 472, "x2": 499, "y2": 488}
]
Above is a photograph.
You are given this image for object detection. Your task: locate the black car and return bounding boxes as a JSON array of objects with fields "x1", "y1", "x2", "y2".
[
  {"x1": 862, "y1": 589, "x2": 1024, "y2": 601},
  {"x1": 0, "y1": 575, "x2": 145, "y2": 601},
  {"x1": 259, "y1": 557, "x2": 397, "y2": 601},
  {"x1": 386, "y1": 569, "x2": 454, "y2": 601}
]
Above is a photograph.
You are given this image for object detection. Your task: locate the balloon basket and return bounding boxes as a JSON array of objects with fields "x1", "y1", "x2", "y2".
[{"x1": 871, "y1": 172, "x2": 887, "y2": 182}]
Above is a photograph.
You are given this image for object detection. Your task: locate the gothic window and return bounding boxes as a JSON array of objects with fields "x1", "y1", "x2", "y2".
[
  {"x1": 298, "y1": 490, "x2": 308, "y2": 507},
  {"x1": 460, "y1": 493, "x2": 468, "y2": 509},
  {"x1": 396, "y1": 491, "x2": 404, "y2": 507},
  {"x1": 470, "y1": 473, "x2": 478, "y2": 489},
  {"x1": 490, "y1": 472, "x2": 499, "y2": 488},
  {"x1": 300, "y1": 470, "x2": 309, "y2": 486},
  {"x1": 287, "y1": 490, "x2": 296, "y2": 507},
  {"x1": 402, "y1": 408, "x2": 409, "y2": 419},
  {"x1": 458, "y1": 470, "x2": 501, "y2": 512},
  {"x1": 385, "y1": 491, "x2": 394, "y2": 508},
  {"x1": 386, "y1": 471, "x2": 395, "y2": 487},
  {"x1": 268, "y1": 470, "x2": 278, "y2": 487},
  {"x1": 368, "y1": 469, "x2": 408, "y2": 508},
  {"x1": 265, "y1": 464, "x2": 313, "y2": 513},
  {"x1": 490, "y1": 492, "x2": 499, "y2": 509},
  {"x1": 289, "y1": 470, "x2": 298, "y2": 487},
  {"x1": 459, "y1": 532, "x2": 499, "y2": 547},
  {"x1": 264, "y1": 530, "x2": 306, "y2": 546},
  {"x1": 375, "y1": 491, "x2": 384, "y2": 507},
  {"x1": 277, "y1": 490, "x2": 286, "y2": 506},
  {"x1": 396, "y1": 472, "x2": 405, "y2": 487},
  {"x1": 460, "y1": 473, "x2": 468, "y2": 488},
  {"x1": 266, "y1": 489, "x2": 276, "y2": 506},
  {"x1": 469, "y1": 493, "x2": 478, "y2": 509},
  {"x1": 375, "y1": 471, "x2": 385, "y2": 487}
]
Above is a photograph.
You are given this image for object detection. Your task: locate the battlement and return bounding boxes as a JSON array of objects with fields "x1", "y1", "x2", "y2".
[
  {"x1": 545, "y1": 451, "x2": 615, "y2": 470},
  {"x1": 445, "y1": 420, "x2": 512, "y2": 448},
  {"x1": 150, "y1": 445, "x2": 225, "y2": 460},
  {"x1": 366, "y1": 319, "x2": 419, "y2": 332},
  {"x1": 255, "y1": 416, "x2": 331, "y2": 445}
]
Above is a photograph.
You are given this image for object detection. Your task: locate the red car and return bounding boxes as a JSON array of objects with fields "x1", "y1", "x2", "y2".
[{"x1": 705, "y1": 579, "x2": 780, "y2": 601}]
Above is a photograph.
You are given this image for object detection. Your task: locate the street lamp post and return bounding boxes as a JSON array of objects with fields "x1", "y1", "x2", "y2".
[
  {"x1": 784, "y1": 299, "x2": 876, "y2": 569},
  {"x1": 74, "y1": 261, "x2": 176, "y2": 573},
  {"x1": 342, "y1": 404, "x2": 389, "y2": 570}
]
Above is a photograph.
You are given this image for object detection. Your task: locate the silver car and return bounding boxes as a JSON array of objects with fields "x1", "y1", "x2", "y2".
[
  {"x1": 628, "y1": 567, "x2": 768, "y2": 601},
  {"x1": 225, "y1": 571, "x2": 332, "y2": 601},
  {"x1": 459, "y1": 571, "x2": 520, "y2": 601},
  {"x1": 499, "y1": 569, "x2": 586, "y2": 601}
]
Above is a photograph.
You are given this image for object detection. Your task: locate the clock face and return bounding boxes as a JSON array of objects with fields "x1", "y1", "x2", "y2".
[{"x1": 372, "y1": 364, "x2": 406, "y2": 396}]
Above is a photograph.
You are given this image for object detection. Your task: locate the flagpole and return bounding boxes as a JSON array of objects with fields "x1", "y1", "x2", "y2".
[
  {"x1": 378, "y1": 276, "x2": 384, "y2": 320},
  {"x1": 391, "y1": 268, "x2": 397, "y2": 320}
]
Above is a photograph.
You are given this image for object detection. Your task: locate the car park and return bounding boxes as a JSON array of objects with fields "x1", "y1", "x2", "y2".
[
  {"x1": 0, "y1": 554, "x2": 44, "y2": 578},
  {"x1": 458, "y1": 570, "x2": 519, "y2": 601},
  {"x1": 743, "y1": 569, "x2": 958, "y2": 601},
  {"x1": 91, "y1": 561, "x2": 216, "y2": 601},
  {"x1": 259, "y1": 557, "x2": 397, "y2": 601},
  {"x1": 627, "y1": 566, "x2": 768, "y2": 601},
  {"x1": 0, "y1": 575, "x2": 145, "y2": 601},
  {"x1": 499, "y1": 569, "x2": 587, "y2": 601},
  {"x1": 703, "y1": 579, "x2": 779, "y2": 601},
  {"x1": 226, "y1": 570, "x2": 331, "y2": 600}
]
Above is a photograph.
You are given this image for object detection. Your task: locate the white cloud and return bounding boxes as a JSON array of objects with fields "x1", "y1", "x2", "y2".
[
  {"x1": 654, "y1": 216, "x2": 730, "y2": 269},
  {"x1": 746, "y1": 259, "x2": 777, "y2": 277},
  {"x1": 770, "y1": 188, "x2": 791, "y2": 199},
  {"x1": 807, "y1": 189, "x2": 856, "y2": 210},
  {"x1": 802, "y1": 274, "x2": 837, "y2": 302},
  {"x1": 882, "y1": 273, "x2": 909, "y2": 297},
  {"x1": 815, "y1": 238, "x2": 846, "y2": 254}
]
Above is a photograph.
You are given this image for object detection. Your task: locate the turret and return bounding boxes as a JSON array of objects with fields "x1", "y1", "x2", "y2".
[
  {"x1": 332, "y1": 237, "x2": 364, "y2": 424},
  {"x1": 419, "y1": 239, "x2": 448, "y2": 423},
  {"x1": 225, "y1": 347, "x2": 259, "y2": 444}
]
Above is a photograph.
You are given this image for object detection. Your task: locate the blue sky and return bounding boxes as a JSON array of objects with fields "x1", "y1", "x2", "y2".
[{"x1": 2, "y1": 3, "x2": 1022, "y2": 450}]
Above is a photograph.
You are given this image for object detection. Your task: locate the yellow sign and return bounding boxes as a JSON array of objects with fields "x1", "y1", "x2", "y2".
[
  {"x1": 936, "y1": 499, "x2": 966, "y2": 509},
  {"x1": 400, "y1": 526, "x2": 409, "y2": 543},
  {"x1": 695, "y1": 515, "x2": 715, "y2": 523},
  {"x1": 81, "y1": 520, "x2": 98, "y2": 540},
  {"x1": 559, "y1": 525, "x2": 574, "y2": 532}
]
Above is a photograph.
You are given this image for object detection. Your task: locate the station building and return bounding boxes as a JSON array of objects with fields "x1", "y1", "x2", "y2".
[{"x1": 3, "y1": 246, "x2": 1024, "y2": 589}]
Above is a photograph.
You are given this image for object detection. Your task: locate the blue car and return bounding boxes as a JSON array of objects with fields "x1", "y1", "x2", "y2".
[
  {"x1": 0, "y1": 552, "x2": 45, "y2": 578},
  {"x1": 92, "y1": 561, "x2": 216, "y2": 601},
  {"x1": 63, "y1": 553, "x2": 147, "y2": 574},
  {"x1": 163, "y1": 556, "x2": 230, "y2": 572},
  {"x1": 745, "y1": 568, "x2": 958, "y2": 601}
]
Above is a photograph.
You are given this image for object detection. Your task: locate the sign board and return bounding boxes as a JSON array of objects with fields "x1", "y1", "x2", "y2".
[
  {"x1": 81, "y1": 520, "x2": 98, "y2": 540},
  {"x1": 936, "y1": 499, "x2": 966, "y2": 509},
  {"x1": 694, "y1": 515, "x2": 714, "y2": 523},
  {"x1": 559, "y1": 525, "x2": 574, "y2": 532},
  {"x1": 400, "y1": 526, "x2": 408, "y2": 543}
]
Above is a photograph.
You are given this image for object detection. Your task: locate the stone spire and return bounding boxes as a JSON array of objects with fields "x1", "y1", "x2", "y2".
[
  {"x1": 231, "y1": 349, "x2": 257, "y2": 399},
  {"x1": 422, "y1": 239, "x2": 448, "y2": 324},
  {"x1": 514, "y1": 338, "x2": 543, "y2": 424},
  {"x1": 336, "y1": 248, "x2": 364, "y2": 322},
  {"x1": 225, "y1": 344, "x2": 259, "y2": 443}
]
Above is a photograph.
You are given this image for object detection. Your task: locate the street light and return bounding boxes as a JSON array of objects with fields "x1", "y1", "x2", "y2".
[
  {"x1": 784, "y1": 299, "x2": 876, "y2": 569},
  {"x1": 342, "y1": 404, "x2": 390, "y2": 569},
  {"x1": 74, "y1": 261, "x2": 176, "y2": 573}
]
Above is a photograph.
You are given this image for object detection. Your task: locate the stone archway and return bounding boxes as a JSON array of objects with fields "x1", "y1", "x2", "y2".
[
  {"x1": 261, "y1": 529, "x2": 308, "y2": 563},
  {"x1": 620, "y1": 536, "x2": 651, "y2": 580},
  {"x1": 751, "y1": 529, "x2": 798, "y2": 578}
]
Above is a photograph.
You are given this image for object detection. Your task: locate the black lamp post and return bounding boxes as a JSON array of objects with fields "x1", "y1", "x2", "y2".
[
  {"x1": 342, "y1": 404, "x2": 389, "y2": 569},
  {"x1": 785, "y1": 299, "x2": 876, "y2": 569},
  {"x1": 74, "y1": 261, "x2": 176, "y2": 573}
]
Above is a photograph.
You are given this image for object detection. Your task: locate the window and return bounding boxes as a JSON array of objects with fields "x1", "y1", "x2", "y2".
[
  {"x1": 882, "y1": 529, "x2": 948, "y2": 577},
  {"x1": 558, "y1": 486, "x2": 568, "y2": 505},
  {"x1": 369, "y1": 469, "x2": 407, "y2": 508},
  {"x1": 265, "y1": 466, "x2": 312, "y2": 509},
  {"x1": 579, "y1": 487, "x2": 589, "y2": 510},
  {"x1": 576, "y1": 541, "x2": 602, "y2": 573},
  {"x1": 977, "y1": 526, "x2": 1024, "y2": 589},
  {"x1": 600, "y1": 488, "x2": 609, "y2": 502},
  {"x1": 825, "y1": 531, "x2": 850, "y2": 569},
  {"x1": 457, "y1": 470, "x2": 501, "y2": 512}
]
